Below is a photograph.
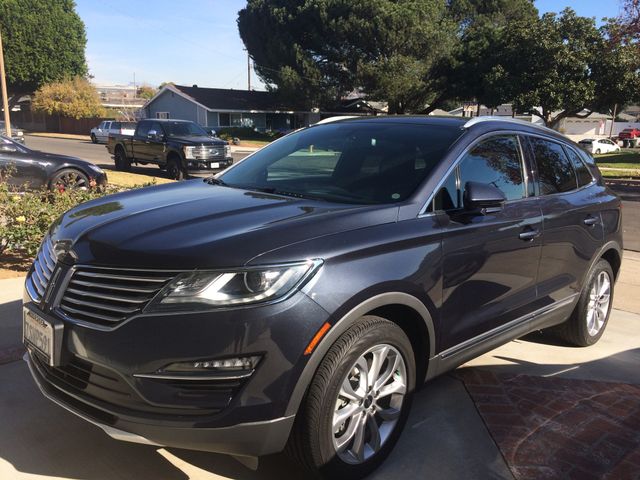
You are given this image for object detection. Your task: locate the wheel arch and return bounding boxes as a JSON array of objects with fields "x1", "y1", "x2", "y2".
[{"x1": 285, "y1": 292, "x2": 435, "y2": 417}]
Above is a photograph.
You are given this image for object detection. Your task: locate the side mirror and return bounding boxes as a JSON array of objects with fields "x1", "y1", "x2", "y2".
[
  {"x1": 463, "y1": 181, "x2": 506, "y2": 213},
  {"x1": 147, "y1": 130, "x2": 159, "y2": 139}
]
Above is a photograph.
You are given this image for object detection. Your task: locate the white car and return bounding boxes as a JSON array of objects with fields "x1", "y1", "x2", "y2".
[
  {"x1": 578, "y1": 138, "x2": 621, "y2": 155},
  {"x1": 90, "y1": 121, "x2": 136, "y2": 144}
]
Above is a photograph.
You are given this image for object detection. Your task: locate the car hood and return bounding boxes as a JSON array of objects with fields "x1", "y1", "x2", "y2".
[
  {"x1": 166, "y1": 135, "x2": 227, "y2": 146},
  {"x1": 49, "y1": 180, "x2": 398, "y2": 269}
]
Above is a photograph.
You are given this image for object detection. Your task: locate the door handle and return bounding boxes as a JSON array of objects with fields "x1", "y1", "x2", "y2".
[
  {"x1": 519, "y1": 229, "x2": 540, "y2": 241},
  {"x1": 583, "y1": 216, "x2": 599, "y2": 227}
]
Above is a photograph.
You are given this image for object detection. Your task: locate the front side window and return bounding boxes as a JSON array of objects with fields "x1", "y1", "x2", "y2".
[
  {"x1": 459, "y1": 135, "x2": 525, "y2": 206},
  {"x1": 529, "y1": 137, "x2": 577, "y2": 194},
  {"x1": 221, "y1": 122, "x2": 463, "y2": 204},
  {"x1": 163, "y1": 122, "x2": 206, "y2": 137}
]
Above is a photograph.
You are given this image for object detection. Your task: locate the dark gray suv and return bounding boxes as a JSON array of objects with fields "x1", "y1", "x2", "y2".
[{"x1": 23, "y1": 116, "x2": 622, "y2": 479}]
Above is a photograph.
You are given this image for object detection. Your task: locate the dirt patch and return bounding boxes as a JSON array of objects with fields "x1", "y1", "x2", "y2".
[
  {"x1": 0, "y1": 252, "x2": 30, "y2": 279},
  {"x1": 458, "y1": 369, "x2": 640, "y2": 480}
]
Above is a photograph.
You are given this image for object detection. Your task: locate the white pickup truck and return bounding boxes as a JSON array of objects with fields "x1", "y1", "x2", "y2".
[{"x1": 90, "y1": 121, "x2": 136, "y2": 144}]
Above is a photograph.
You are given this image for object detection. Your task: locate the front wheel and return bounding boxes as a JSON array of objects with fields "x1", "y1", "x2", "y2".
[
  {"x1": 288, "y1": 316, "x2": 415, "y2": 479},
  {"x1": 90, "y1": 133, "x2": 97, "y2": 144},
  {"x1": 49, "y1": 168, "x2": 90, "y2": 191},
  {"x1": 166, "y1": 158, "x2": 186, "y2": 180}
]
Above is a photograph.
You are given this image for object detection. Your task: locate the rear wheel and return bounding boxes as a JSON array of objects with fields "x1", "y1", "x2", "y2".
[
  {"x1": 49, "y1": 168, "x2": 90, "y2": 192},
  {"x1": 114, "y1": 147, "x2": 131, "y2": 172},
  {"x1": 288, "y1": 316, "x2": 415, "y2": 479},
  {"x1": 556, "y1": 259, "x2": 614, "y2": 347}
]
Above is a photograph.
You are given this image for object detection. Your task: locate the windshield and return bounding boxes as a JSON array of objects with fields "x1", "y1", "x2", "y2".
[
  {"x1": 219, "y1": 122, "x2": 463, "y2": 205},
  {"x1": 163, "y1": 121, "x2": 208, "y2": 137}
]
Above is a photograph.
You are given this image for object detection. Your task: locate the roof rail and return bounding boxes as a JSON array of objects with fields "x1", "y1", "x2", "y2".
[
  {"x1": 463, "y1": 116, "x2": 558, "y2": 134},
  {"x1": 314, "y1": 115, "x2": 360, "y2": 125}
]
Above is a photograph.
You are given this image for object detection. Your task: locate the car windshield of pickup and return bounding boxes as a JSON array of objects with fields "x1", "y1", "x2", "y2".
[
  {"x1": 163, "y1": 121, "x2": 208, "y2": 137},
  {"x1": 218, "y1": 122, "x2": 463, "y2": 205}
]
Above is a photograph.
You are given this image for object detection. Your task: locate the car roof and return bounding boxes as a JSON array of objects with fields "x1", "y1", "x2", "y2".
[{"x1": 142, "y1": 118, "x2": 193, "y2": 123}]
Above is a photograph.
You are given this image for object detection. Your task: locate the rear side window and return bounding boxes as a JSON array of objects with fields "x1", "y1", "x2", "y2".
[
  {"x1": 459, "y1": 135, "x2": 525, "y2": 206},
  {"x1": 529, "y1": 138, "x2": 577, "y2": 194},
  {"x1": 564, "y1": 146, "x2": 593, "y2": 187},
  {"x1": 111, "y1": 122, "x2": 121, "y2": 129}
]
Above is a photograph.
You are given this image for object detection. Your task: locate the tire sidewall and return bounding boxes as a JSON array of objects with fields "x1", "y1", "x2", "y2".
[
  {"x1": 576, "y1": 259, "x2": 614, "y2": 345},
  {"x1": 313, "y1": 318, "x2": 415, "y2": 478},
  {"x1": 167, "y1": 158, "x2": 185, "y2": 180}
]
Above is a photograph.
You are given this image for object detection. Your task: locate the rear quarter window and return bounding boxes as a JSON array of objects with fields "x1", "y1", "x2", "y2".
[
  {"x1": 528, "y1": 137, "x2": 577, "y2": 194},
  {"x1": 564, "y1": 146, "x2": 594, "y2": 187}
]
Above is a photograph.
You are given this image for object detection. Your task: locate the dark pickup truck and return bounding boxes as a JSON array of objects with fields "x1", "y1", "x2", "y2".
[{"x1": 107, "y1": 119, "x2": 233, "y2": 179}]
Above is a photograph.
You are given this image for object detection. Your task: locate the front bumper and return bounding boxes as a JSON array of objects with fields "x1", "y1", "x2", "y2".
[
  {"x1": 186, "y1": 157, "x2": 233, "y2": 173},
  {"x1": 22, "y1": 291, "x2": 329, "y2": 456}
]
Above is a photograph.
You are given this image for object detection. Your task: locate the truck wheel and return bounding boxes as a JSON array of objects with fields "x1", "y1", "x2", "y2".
[
  {"x1": 114, "y1": 148, "x2": 131, "y2": 172},
  {"x1": 167, "y1": 158, "x2": 186, "y2": 180},
  {"x1": 595, "y1": 149, "x2": 601, "y2": 155},
  {"x1": 90, "y1": 133, "x2": 98, "y2": 144},
  {"x1": 287, "y1": 316, "x2": 415, "y2": 479}
]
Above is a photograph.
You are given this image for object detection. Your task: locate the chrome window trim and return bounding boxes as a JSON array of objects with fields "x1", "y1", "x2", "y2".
[{"x1": 418, "y1": 130, "x2": 531, "y2": 217}]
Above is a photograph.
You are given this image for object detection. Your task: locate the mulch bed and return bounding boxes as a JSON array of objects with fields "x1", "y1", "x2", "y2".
[{"x1": 457, "y1": 369, "x2": 640, "y2": 480}]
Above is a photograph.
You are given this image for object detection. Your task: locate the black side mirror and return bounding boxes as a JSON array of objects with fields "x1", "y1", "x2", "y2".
[
  {"x1": 463, "y1": 181, "x2": 506, "y2": 214},
  {"x1": 0, "y1": 144, "x2": 17, "y2": 153}
]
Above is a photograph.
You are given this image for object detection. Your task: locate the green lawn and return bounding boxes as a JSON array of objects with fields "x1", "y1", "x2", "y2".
[{"x1": 594, "y1": 149, "x2": 640, "y2": 178}]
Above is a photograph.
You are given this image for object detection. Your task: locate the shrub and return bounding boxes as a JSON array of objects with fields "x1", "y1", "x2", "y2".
[{"x1": 0, "y1": 182, "x2": 132, "y2": 257}]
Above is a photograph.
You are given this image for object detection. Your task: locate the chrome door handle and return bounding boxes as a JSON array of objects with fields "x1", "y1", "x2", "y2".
[
  {"x1": 519, "y1": 229, "x2": 540, "y2": 241},
  {"x1": 583, "y1": 216, "x2": 599, "y2": 226}
]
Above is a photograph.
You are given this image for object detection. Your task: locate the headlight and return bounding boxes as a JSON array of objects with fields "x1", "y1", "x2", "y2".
[
  {"x1": 183, "y1": 146, "x2": 195, "y2": 159},
  {"x1": 149, "y1": 260, "x2": 322, "y2": 311},
  {"x1": 224, "y1": 145, "x2": 231, "y2": 157},
  {"x1": 16, "y1": 130, "x2": 23, "y2": 136}
]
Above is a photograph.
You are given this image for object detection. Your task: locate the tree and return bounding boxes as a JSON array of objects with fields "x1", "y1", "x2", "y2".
[
  {"x1": 238, "y1": 0, "x2": 458, "y2": 113},
  {"x1": 0, "y1": 0, "x2": 87, "y2": 98},
  {"x1": 137, "y1": 85, "x2": 157, "y2": 99},
  {"x1": 32, "y1": 77, "x2": 106, "y2": 119},
  {"x1": 480, "y1": 9, "x2": 619, "y2": 127}
]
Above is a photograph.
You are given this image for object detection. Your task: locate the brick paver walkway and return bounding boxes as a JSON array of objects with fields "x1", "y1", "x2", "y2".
[{"x1": 457, "y1": 369, "x2": 640, "y2": 479}]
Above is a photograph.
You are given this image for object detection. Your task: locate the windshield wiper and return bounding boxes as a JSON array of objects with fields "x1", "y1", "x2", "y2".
[
  {"x1": 247, "y1": 186, "x2": 325, "y2": 201},
  {"x1": 205, "y1": 177, "x2": 229, "y2": 186}
]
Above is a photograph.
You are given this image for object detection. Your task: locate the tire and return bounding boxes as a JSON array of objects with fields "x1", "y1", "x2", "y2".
[
  {"x1": 114, "y1": 147, "x2": 131, "y2": 172},
  {"x1": 166, "y1": 157, "x2": 186, "y2": 180},
  {"x1": 90, "y1": 133, "x2": 97, "y2": 144},
  {"x1": 555, "y1": 259, "x2": 614, "y2": 347},
  {"x1": 49, "y1": 168, "x2": 90, "y2": 192},
  {"x1": 287, "y1": 316, "x2": 415, "y2": 479},
  {"x1": 595, "y1": 149, "x2": 601, "y2": 155}
]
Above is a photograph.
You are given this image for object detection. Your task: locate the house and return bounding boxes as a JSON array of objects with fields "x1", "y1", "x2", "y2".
[{"x1": 143, "y1": 84, "x2": 382, "y2": 131}]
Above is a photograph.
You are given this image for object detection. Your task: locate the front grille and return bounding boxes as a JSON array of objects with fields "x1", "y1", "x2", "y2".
[
  {"x1": 25, "y1": 236, "x2": 57, "y2": 302},
  {"x1": 59, "y1": 267, "x2": 176, "y2": 326},
  {"x1": 193, "y1": 146, "x2": 225, "y2": 160},
  {"x1": 31, "y1": 352, "x2": 233, "y2": 417}
]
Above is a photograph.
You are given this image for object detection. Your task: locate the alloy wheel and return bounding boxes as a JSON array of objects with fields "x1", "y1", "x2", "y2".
[
  {"x1": 332, "y1": 344, "x2": 407, "y2": 465},
  {"x1": 54, "y1": 171, "x2": 88, "y2": 190},
  {"x1": 586, "y1": 271, "x2": 611, "y2": 336}
]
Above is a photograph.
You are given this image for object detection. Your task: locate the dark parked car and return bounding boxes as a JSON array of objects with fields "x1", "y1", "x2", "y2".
[
  {"x1": 0, "y1": 135, "x2": 107, "y2": 191},
  {"x1": 23, "y1": 116, "x2": 621, "y2": 479},
  {"x1": 106, "y1": 119, "x2": 232, "y2": 180},
  {"x1": 0, "y1": 120, "x2": 26, "y2": 144}
]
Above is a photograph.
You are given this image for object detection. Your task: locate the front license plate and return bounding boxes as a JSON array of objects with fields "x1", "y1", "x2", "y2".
[
  {"x1": 210, "y1": 162, "x2": 220, "y2": 169},
  {"x1": 23, "y1": 308, "x2": 61, "y2": 366}
]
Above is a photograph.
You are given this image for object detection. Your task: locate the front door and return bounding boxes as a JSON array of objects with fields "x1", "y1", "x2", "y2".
[
  {"x1": 436, "y1": 134, "x2": 543, "y2": 350},
  {"x1": 0, "y1": 142, "x2": 48, "y2": 189}
]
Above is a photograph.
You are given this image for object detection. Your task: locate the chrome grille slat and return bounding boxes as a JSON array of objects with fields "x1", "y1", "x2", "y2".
[
  {"x1": 59, "y1": 267, "x2": 177, "y2": 327},
  {"x1": 69, "y1": 279, "x2": 159, "y2": 293},
  {"x1": 25, "y1": 236, "x2": 56, "y2": 302}
]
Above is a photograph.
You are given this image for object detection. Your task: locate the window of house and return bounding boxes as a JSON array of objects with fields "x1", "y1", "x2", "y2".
[
  {"x1": 529, "y1": 137, "x2": 577, "y2": 194},
  {"x1": 155, "y1": 112, "x2": 169, "y2": 119},
  {"x1": 219, "y1": 113, "x2": 230, "y2": 126}
]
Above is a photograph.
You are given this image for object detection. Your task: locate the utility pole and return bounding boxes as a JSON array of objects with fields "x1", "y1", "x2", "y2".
[
  {"x1": 133, "y1": 72, "x2": 136, "y2": 99},
  {"x1": 0, "y1": 27, "x2": 12, "y2": 137},
  {"x1": 609, "y1": 104, "x2": 617, "y2": 139},
  {"x1": 246, "y1": 51, "x2": 251, "y2": 91}
]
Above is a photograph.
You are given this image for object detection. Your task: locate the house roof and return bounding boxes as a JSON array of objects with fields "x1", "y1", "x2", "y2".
[{"x1": 170, "y1": 84, "x2": 306, "y2": 113}]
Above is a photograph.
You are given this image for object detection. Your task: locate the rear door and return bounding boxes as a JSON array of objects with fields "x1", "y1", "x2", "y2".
[
  {"x1": 525, "y1": 136, "x2": 602, "y2": 307},
  {"x1": 437, "y1": 134, "x2": 543, "y2": 350},
  {"x1": 131, "y1": 122, "x2": 152, "y2": 161}
]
